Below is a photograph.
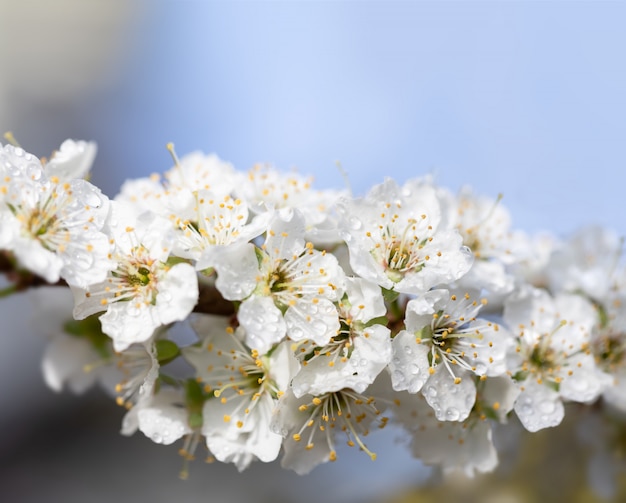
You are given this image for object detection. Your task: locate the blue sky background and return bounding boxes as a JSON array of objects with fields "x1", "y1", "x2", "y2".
[{"x1": 85, "y1": 0, "x2": 626, "y2": 239}]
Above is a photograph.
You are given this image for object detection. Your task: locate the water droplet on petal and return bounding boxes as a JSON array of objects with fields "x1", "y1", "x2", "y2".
[
  {"x1": 392, "y1": 370, "x2": 405, "y2": 383},
  {"x1": 290, "y1": 326, "x2": 304, "y2": 339},
  {"x1": 84, "y1": 191, "x2": 103, "y2": 208},
  {"x1": 538, "y1": 400, "x2": 555, "y2": 415},
  {"x1": 445, "y1": 407, "x2": 460, "y2": 421},
  {"x1": 521, "y1": 403, "x2": 533, "y2": 416},
  {"x1": 410, "y1": 364, "x2": 420, "y2": 375},
  {"x1": 71, "y1": 249, "x2": 94, "y2": 270}
]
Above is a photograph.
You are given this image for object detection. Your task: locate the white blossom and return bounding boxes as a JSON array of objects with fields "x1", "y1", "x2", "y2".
[
  {"x1": 236, "y1": 163, "x2": 346, "y2": 244},
  {"x1": 547, "y1": 225, "x2": 623, "y2": 303},
  {"x1": 213, "y1": 208, "x2": 345, "y2": 354},
  {"x1": 389, "y1": 289, "x2": 510, "y2": 421},
  {"x1": 72, "y1": 203, "x2": 198, "y2": 351},
  {"x1": 44, "y1": 139, "x2": 97, "y2": 181},
  {"x1": 291, "y1": 277, "x2": 392, "y2": 396},
  {"x1": 338, "y1": 179, "x2": 472, "y2": 295},
  {"x1": 504, "y1": 286, "x2": 610, "y2": 432},
  {"x1": 271, "y1": 386, "x2": 389, "y2": 474},
  {"x1": 183, "y1": 315, "x2": 298, "y2": 471},
  {"x1": 0, "y1": 144, "x2": 112, "y2": 286},
  {"x1": 394, "y1": 376, "x2": 519, "y2": 477}
]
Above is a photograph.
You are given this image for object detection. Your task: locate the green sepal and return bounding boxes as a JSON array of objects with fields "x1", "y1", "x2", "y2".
[
  {"x1": 546, "y1": 380, "x2": 560, "y2": 392},
  {"x1": 166, "y1": 256, "x2": 193, "y2": 267},
  {"x1": 155, "y1": 339, "x2": 180, "y2": 365},
  {"x1": 254, "y1": 246, "x2": 266, "y2": 267},
  {"x1": 482, "y1": 407, "x2": 500, "y2": 421},
  {"x1": 365, "y1": 316, "x2": 390, "y2": 328},
  {"x1": 382, "y1": 287, "x2": 399, "y2": 303},
  {"x1": 512, "y1": 371, "x2": 528, "y2": 382},
  {"x1": 158, "y1": 373, "x2": 180, "y2": 387},
  {"x1": 199, "y1": 267, "x2": 215, "y2": 277},
  {"x1": 597, "y1": 302, "x2": 609, "y2": 330},
  {"x1": 415, "y1": 324, "x2": 433, "y2": 341}
]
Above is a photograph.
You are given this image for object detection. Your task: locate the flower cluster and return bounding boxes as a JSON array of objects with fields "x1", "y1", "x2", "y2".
[{"x1": 2, "y1": 139, "x2": 625, "y2": 486}]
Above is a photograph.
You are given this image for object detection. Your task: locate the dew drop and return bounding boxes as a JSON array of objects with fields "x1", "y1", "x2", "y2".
[
  {"x1": 290, "y1": 326, "x2": 304, "y2": 339},
  {"x1": 84, "y1": 191, "x2": 103, "y2": 208},
  {"x1": 403, "y1": 345, "x2": 412, "y2": 355},
  {"x1": 538, "y1": 400, "x2": 555, "y2": 415},
  {"x1": 410, "y1": 364, "x2": 420, "y2": 375},
  {"x1": 426, "y1": 386, "x2": 437, "y2": 398},
  {"x1": 71, "y1": 249, "x2": 94, "y2": 270},
  {"x1": 392, "y1": 370, "x2": 405, "y2": 383},
  {"x1": 445, "y1": 407, "x2": 460, "y2": 421},
  {"x1": 27, "y1": 163, "x2": 42, "y2": 181}
]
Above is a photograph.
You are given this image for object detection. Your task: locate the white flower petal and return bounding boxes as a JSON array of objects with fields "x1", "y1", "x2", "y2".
[
  {"x1": 284, "y1": 298, "x2": 338, "y2": 346},
  {"x1": 389, "y1": 330, "x2": 430, "y2": 393},
  {"x1": 514, "y1": 381, "x2": 564, "y2": 432},
  {"x1": 213, "y1": 242, "x2": 259, "y2": 300},
  {"x1": 422, "y1": 368, "x2": 476, "y2": 422},
  {"x1": 238, "y1": 297, "x2": 286, "y2": 354}
]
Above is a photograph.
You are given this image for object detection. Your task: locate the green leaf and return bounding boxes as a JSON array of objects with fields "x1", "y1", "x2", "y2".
[{"x1": 155, "y1": 339, "x2": 180, "y2": 365}]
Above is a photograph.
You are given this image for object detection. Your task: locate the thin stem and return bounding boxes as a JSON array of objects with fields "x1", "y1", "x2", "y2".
[{"x1": 0, "y1": 283, "x2": 19, "y2": 298}]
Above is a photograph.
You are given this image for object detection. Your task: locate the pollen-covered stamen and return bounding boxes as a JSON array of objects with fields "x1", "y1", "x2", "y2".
[
  {"x1": 517, "y1": 320, "x2": 574, "y2": 384},
  {"x1": 296, "y1": 317, "x2": 355, "y2": 368},
  {"x1": 261, "y1": 245, "x2": 336, "y2": 303},
  {"x1": 12, "y1": 182, "x2": 91, "y2": 251},
  {"x1": 178, "y1": 430, "x2": 204, "y2": 480},
  {"x1": 457, "y1": 193, "x2": 504, "y2": 257},
  {"x1": 89, "y1": 243, "x2": 162, "y2": 307},
  {"x1": 593, "y1": 332, "x2": 626, "y2": 372},
  {"x1": 174, "y1": 194, "x2": 248, "y2": 252},
  {"x1": 205, "y1": 334, "x2": 282, "y2": 426},
  {"x1": 368, "y1": 217, "x2": 430, "y2": 282},
  {"x1": 293, "y1": 390, "x2": 385, "y2": 461},
  {"x1": 113, "y1": 346, "x2": 156, "y2": 409},
  {"x1": 244, "y1": 164, "x2": 314, "y2": 209},
  {"x1": 417, "y1": 295, "x2": 491, "y2": 380}
]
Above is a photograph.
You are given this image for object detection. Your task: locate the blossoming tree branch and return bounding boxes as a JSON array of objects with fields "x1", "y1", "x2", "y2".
[{"x1": 1, "y1": 137, "x2": 624, "y2": 480}]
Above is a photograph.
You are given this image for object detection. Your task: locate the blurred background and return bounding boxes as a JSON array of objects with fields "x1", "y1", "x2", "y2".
[{"x1": 1, "y1": 1, "x2": 626, "y2": 502}]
